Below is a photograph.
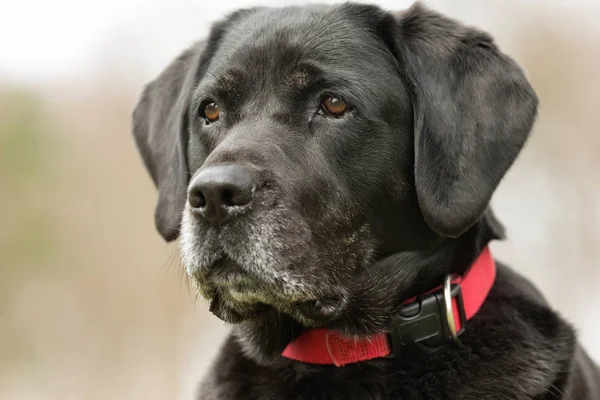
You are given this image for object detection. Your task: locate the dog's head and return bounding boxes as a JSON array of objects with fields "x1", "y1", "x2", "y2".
[{"x1": 133, "y1": 4, "x2": 536, "y2": 333}]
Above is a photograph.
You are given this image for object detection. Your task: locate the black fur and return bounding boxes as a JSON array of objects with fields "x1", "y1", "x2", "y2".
[{"x1": 132, "y1": 3, "x2": 600, "y2": 399}]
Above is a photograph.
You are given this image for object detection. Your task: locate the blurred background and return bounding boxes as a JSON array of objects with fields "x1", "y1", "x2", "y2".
[{"x1": 0, "y1": 0, "x2": 598, "y2": 398}]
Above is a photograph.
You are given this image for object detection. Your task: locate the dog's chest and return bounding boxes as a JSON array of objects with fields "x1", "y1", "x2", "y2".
[
  {"x1": 199, "y1": 360, "x2": 506, "y2": 400},
  {"x1": 199, "y1": 336, "x2": 575, "y2": 400}
]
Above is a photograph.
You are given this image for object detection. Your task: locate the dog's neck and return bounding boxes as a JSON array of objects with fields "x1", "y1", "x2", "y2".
[
  {"x1": 282, "y1": 246, "x2": 496, "y2": 366},
  {"x1": 232, "y1": 215, "x2": 500, "y2": 367}
]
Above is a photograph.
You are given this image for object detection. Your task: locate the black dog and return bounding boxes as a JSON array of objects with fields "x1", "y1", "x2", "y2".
[{"x1": 132, "y1": 3, "x2": 600, "y2": 399}]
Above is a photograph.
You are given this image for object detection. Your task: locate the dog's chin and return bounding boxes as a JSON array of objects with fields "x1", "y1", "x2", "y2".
[
  {"x1": 207, "y1": 291, "x2": 348, "y2": 327},
  {"x1": 207, "y1": 292, "x2": 271, "y2": 324},
  {"x1": 195, "y1": 259, "x2": 349, "y2": 326}
]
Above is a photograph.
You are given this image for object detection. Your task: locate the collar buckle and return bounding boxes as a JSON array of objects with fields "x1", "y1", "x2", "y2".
[{"x1": 388, "y1": 275, "x2": 467, "y2": 357}]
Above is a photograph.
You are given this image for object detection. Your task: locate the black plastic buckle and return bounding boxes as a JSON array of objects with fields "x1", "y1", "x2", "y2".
[{"x1": 388, "y1": 283, "x2": 467, "y2": 357}]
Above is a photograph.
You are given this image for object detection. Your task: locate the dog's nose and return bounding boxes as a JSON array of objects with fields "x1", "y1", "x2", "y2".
[{"x1": 188, "y1": 164, "x2": 256, "y2": 223}]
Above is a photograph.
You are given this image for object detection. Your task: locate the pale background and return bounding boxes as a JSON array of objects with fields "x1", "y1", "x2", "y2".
[{"x1": 0, "y1": 0, "x2": 598, "y2": 399}]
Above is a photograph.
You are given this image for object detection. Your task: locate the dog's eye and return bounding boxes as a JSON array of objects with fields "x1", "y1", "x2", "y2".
[
  {"x1": 201, "y1": 101, "x2": 220, "y2": 123},
  {"x1": 321, "y1": 96, "x2": 349, "y2": 118}
]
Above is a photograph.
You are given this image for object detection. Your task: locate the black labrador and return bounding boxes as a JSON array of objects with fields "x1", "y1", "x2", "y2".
[{"x1": 132, "y1": 3, "x2": 600, "y2": 399}]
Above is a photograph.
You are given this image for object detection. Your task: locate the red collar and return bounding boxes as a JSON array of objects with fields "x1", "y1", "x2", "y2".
[{"x1": 282, "y1": 247, "x2": 496, "y2": 366}]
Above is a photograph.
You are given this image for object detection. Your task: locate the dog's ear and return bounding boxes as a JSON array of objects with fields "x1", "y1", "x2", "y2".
[
  {"x1": 132, "y1": 43, "x2": 204, "y2": 241},
  {"x1": 393, "y1": 4, "x2": 538, "y2": 238}
]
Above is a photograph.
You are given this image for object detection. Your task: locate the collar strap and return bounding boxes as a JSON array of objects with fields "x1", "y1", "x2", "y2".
[{"x1": 282, "y1": 247, "x2": 496, "y2": 366}]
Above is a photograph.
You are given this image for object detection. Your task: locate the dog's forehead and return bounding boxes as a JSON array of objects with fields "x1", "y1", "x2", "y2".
[{"x1": 208, "y1": 5, "x2": 390, "y2": 79}]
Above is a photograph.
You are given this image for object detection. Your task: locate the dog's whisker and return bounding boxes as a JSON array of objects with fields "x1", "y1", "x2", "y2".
[
  {"x1": 206, "y1": 71, "x2": 223, "y2": 85},
  {"x1": 161, "y1": 247, "x2": 182, "y2": 277},
  {"x1": 178, "y1": 258, "x2": 191, "y2": 290},
  {"x1": 213, "y1": 52, "x2": 230, "y2": 71}
]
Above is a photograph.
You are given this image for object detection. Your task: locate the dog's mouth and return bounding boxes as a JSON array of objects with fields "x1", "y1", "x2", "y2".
[
  {"x1": 208, "y1": 257, "x2": 262, "y2": 292},
  {"x1": 194, "y1": 256, "x2": 348, "y2": 325}
]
